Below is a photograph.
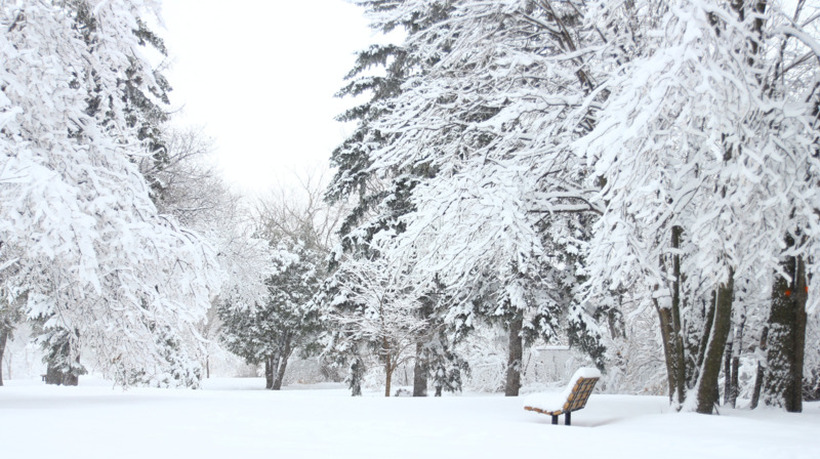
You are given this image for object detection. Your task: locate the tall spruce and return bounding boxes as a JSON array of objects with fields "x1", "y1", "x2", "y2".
[
  {"x1": 325, "y1": 0, "x2": 469, "y2": 396},
  {"x1": 350, "y1": 0, "x2": 608, "y2": 396},
  {"x1": 219, "y1": 238, "x2": 324, "y2": 390}
]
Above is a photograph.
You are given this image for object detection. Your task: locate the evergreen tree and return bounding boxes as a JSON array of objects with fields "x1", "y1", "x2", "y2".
[
  {"x1": 219, "y1": 239, "x2": 324, "y2": 390},
  {"x1": 335, "y1": 0, "x2": 820, "y2": 409},
  {"x1": 345, "y1": 0, "x2": 606, "y2": 396},
  {"x1": 326, "y1": 0, "x2": 476, "y2": 397},
  {"x1": 38, "y1": 326, "x2": 85, "y2": 386}
]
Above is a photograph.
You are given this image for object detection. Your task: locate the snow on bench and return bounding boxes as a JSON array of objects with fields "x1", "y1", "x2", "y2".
[{"x1": 523, "y1": 367, "x2": 601, "y2": 426}]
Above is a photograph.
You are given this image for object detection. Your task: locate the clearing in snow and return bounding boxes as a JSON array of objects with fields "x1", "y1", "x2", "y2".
[{"x1": 1, "y1": 377, "x2": 818, "y2": 458}]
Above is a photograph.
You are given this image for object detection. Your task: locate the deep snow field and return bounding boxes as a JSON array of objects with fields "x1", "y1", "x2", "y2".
[{"x1": 1, "y1": 377, "x2": 818, "y2": 459}]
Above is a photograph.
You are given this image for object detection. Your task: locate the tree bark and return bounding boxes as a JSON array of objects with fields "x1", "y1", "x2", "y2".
[
  {"x1": 763, "y1": 251, "x2": 807, "y2": 412},
  {"x1": 696, "y1": 292, "x2": 717, "y2": 372},
  {"x1": 656, "y1": 226, "x2": 688, "y2": 405},
  {"x1": 44, "y1": 329, "x2": 81, "y2": 386},
  {"x1": 726, "y1": 314, "x2": 744, "y2": 408},
  {"x1": 272, "y1": 357, "x2": 289, "y2": 390},
  {"x1": 750, "y1": 326, "x2": 768, "y2": 409},
  {"x1": 729, "y1": 354, "x2": 740, "y2": 408},
  {"x1": 413, "y1": 342, "x2": 428, "y2": 397},
  {"x1": 669, "y1": 226, "x2": 687, "y2": 403},
  {"x1": 723, "y1": 331, "x2": 733, "y2": 406},
  {"x1": 695, "y1": 271, "x2": 734, "y2": 414},
  {"x1": 505, "y1": 313, "x2": 524, "y2": 396},
  {"x1": 265, "y1": 358, "x2": 274, "y2": 390},
  {"x1": 272, "y1": 340, "x2": 293, "y2": 391},
  {"x1": 0, "y1": 328, "x2": 7, "y2": 386},
  {"x1": 384, "y1": 351, "x2": 393, "y2": 397},
  {"x1": 350, "y1": 357, "x2": 363, "y2": 397},
  {"x1": 655, "y1": 302, "x2": 678, "y2": 403}
]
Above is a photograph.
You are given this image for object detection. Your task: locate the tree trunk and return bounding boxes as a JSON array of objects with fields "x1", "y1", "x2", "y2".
[
  {"x1": 695, "y1": 271, "x2": 734, "y2": 414},
  {"x1": 729, "y1": 354, "x2": 740, "y2": 408},
  {"x1": 656, "y1": 301, "x2": 687, "y2": 405},
  {"x1": 272, "y1": 356, "x2": 289, "y2": 390},
  {"x1": 413, "y1": 342, "x2": 428, "y2": 397},
  {"x1": 696, "y1": 292, "x2": 717, "y2": 372},
  {"x1": 656, "y1": 302, "x2": 678, "y2": 403},
  {"x1": 669, "y1": 226, "x2": 687, "y2": 403},
  {"x1": 350, "y1": 357, "x2": 363, "y2": 397},
  {"x1": 505, "y1": 313, "x2": 524, "y2": 396},
  {"x1": 750, "y1": 326, "x2": 768, "y2": 409},
  {"x1": 265, "y1": 358, "x2": 274, "y2": 390},
  {"x1": 726, "y1": 314, "x2": 744, "y2": 408},
  {"x1": 763, "y1": 251, "x2": 807, "y2": 412},
  {"x1": 656, "y1": 226, "x2": 688, "y2": 405},
  {"x1": 723, "y1": 330, "x2": 733, "y2": 406},
  {"x1": 0, "y1": 328, "x2": 7, "y2": 386},
  {"x1": 44, "y1": 329, "x2": 81, "y2": 386},
  {"x1": 384, "y1": 354, "x2": 393, "y2": 397},
  {"x1": 272, "y1": 340, "x2": 293, "y2": 391}
]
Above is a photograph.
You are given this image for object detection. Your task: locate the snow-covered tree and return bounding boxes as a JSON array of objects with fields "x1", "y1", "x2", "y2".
[
  {"x1": 409, "y1": 275, "x2": 470, "y2": 396},
  {"x1": 334, "y1": 0, "x2": 820, "y2": 412},
  {"x1": 580, "y1": 0, "x2": 820, "y2": 412},
  {"x1": 219, "y1": 239, "x2": 324, "y2": 389},
  {"x1": 0, "y1": 1, "x2": 222, "y2": 387},
  {"x1": 218, "y1": 174, "x2": 341, "y2": 389},
  {"x1": 138, "y1": 126, "x2": 274, "y2": 378},
  {"x1": 322, "y1": 253, "x2": 434, "y2": 397},
  {"x1": 0, "y1": 286, "x2": 23, "y2": 386},
  {"x1": 338, "y1": 0, "x2": 607, "y2": 397}
]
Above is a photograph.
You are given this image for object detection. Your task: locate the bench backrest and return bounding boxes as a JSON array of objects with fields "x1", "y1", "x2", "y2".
[{"x1": 563, "y1": 376, "x2": 599, "y2": 413}]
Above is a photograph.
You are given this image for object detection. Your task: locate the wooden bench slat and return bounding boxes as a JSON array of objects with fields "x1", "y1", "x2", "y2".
[{"x1": 523, "y1": 367, "x2": 601, "y2": 426}]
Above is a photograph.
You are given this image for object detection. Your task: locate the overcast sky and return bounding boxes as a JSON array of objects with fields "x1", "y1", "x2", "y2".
[{"x1": 160, "y1": 0, "x2": 377, "y2": 194}]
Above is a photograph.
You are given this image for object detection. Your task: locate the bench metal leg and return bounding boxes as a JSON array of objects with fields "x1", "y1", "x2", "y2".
[
  {"x1": 565, "y1": 412, "x2": 571, "y2": 426},
  {"x1": 551, "y1": 415, "x2": 558, "y2": 425}
]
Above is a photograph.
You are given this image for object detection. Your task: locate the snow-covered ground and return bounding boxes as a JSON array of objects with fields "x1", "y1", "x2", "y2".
[{"x1": 1, "y1": 377, "x2": 818, "y2": 459}]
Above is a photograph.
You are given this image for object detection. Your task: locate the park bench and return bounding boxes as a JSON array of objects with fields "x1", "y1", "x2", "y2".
[{"x1": 523, "y1": 367, "x2": 601, "y2": 426}]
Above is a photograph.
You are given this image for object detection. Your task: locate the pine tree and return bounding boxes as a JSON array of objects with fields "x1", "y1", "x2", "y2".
[
  {"x1": 219, "y1": 239, "x2": 324, "y2": 390},
  {"x1": 349, "y1": 0, "x2": 607, "y2": 395},
  {"x1": 39, "y1": 326, "x2": 85, "y2": 386},
  {"x1": 326, "y1": 0, "x2": 474, "y2": 396}
]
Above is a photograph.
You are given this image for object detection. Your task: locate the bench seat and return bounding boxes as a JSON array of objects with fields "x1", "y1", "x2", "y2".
[{"x1": 523, "y1": 367, "x2": 601, "y2": 425}]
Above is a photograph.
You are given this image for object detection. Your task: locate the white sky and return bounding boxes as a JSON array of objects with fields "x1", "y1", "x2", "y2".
[{"x1": 159, "y1": 0, "x2": 376, "y2": 194}]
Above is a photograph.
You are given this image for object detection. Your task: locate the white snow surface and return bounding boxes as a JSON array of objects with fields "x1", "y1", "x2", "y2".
[
  {"x1": 1, "y1": 377, "x2": 818, "y2": 459},
  {"x1": 572, "y1": 367, "x2": 603, "y2": 379}
]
